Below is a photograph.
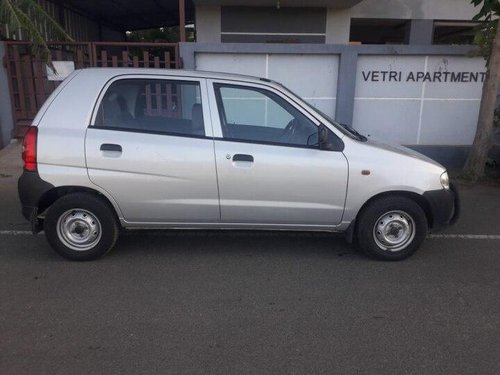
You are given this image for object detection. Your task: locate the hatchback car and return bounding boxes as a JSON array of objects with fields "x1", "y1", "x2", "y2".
[{"x1": 18, "y1": 68, "x2": 458, "y2": 261}]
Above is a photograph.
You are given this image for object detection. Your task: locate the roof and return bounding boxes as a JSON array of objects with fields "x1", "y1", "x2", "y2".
[
  {"x1": 54, "y1": 0, "x2": 363, "y2": 32},
  {"x1": 76, "y1": 67, "x2": 274, "y2": 85},
  {"x1": 53, "y1": 0, "x2": 195, "y2": 31}
]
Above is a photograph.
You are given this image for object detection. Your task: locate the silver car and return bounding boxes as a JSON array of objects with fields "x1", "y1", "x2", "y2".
[{"x1": 18, "y1": 68, "x2": 459, "y2": 261}]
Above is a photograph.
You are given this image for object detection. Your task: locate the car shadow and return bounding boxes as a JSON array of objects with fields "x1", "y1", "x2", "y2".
[{"x1": 107, "y1": 229, "x2": 364, "y2": 261}]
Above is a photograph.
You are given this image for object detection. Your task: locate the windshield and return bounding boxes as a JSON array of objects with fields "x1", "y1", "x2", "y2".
[{"x1": 275, "y1": 82, "x2": 367, "y2": 142}]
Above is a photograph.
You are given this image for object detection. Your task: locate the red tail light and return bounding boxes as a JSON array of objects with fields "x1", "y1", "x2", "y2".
[{"x1": 22, "y1": 126, "x2": 38, "y2": 172}]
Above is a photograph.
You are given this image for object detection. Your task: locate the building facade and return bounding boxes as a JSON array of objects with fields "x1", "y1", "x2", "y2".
[
  {"x1": 195, "y1": 0, "x2": 478, "y2": 45},
  {"x1": 0, "y1": 0, "x2": 493, "y2": 167},
  {"x1": 188, "y1": 0, "x2": 489, "y2": 166}
]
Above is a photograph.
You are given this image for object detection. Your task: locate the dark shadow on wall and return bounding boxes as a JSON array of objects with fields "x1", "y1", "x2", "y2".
[{"x1": 0, "y1": 119, "x2": 5, "y2": 149}]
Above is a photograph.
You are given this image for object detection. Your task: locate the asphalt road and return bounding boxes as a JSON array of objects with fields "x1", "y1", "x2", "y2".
[
  {"x1": 1, "y1": 231, "x2": 500, "y2": 375},
  {"x1": 2, "y1": 144, "x2": 500, "y2": 374}
]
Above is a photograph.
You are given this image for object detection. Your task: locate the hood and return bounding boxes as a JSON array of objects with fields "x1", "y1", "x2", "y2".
[{"x1": 365, "y1": 139, "x2": 444, "y2": 169}]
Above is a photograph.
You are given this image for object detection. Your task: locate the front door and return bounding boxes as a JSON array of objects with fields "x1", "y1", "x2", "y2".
[
  {"x1": 210, "y1": 82, "x2": 348, "y2": 227},
  {"x1": 85, "y1": 76, "x2": 220, "y2": 224}
]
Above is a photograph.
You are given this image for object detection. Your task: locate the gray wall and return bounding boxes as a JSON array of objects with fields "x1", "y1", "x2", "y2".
[
  {"x1": 180, "y1": 42, "x2": 483, "y2": 167},
  {"x1": 220, "y1": 7, "x2": 326, "y2": 43},
  {"x1": 0, "y1": 43, "x2": 13, "y2": 149}
]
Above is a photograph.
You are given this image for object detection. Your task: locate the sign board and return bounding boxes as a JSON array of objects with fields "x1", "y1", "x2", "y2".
[
  {"x1": 352, "y1": 56, "x2": 486, "y2": 146},
  {"x1": 46, "y1": 61, "x2": 75, "y2": 81},
  {"x1": 195, "y1": 52, "x2": 485, "y2": 146}
]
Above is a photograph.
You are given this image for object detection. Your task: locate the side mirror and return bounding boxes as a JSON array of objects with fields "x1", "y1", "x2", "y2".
[{"x1": 319, "y1": 124, "x2": 345, "y2": 152}]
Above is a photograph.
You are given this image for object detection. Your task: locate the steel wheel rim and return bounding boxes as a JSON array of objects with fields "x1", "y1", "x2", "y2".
[
  {"x1": 56, "y1": 209, "x2": 102, "y2": 251},
  {"x1": 373, "y1": 210, "x2": 416, "y2": 252}
]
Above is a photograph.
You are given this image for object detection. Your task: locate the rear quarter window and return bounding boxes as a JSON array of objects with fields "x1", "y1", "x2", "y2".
[{"x1": 94, "y1": 79, "x2": 205, "y2": 137}]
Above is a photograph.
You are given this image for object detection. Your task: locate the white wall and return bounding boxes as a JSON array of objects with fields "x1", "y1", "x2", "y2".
[
  {"x1": 352, "y1": 55, "x2": 486, "y2": 145},
  {"x1": 192, "y1": 51, "x2": 485, "y2": 147},
  {"x1": 196, "y1": 53, "x2": 339, "y2": 117}
]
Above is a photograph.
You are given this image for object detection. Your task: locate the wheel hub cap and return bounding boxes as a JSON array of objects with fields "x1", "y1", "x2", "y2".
[
  {"x1": 56, "y1": 209, "x2": 102, "y2": 251},
  {"x1": 373, "y1": 210, "x2": 416, "y2": 252}
]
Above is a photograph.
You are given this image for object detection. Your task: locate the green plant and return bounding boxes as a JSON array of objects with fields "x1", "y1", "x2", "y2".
[
  {"x1": 0, "y1": 0, "x2": 72, "y2": 62},
  {"x1": 471, "y1": 0, "x2": 500, "y2": 61}
]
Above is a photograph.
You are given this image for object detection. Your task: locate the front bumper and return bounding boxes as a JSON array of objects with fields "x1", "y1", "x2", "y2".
[{"x1": 423, "y1": 182, "x2": 460, "y2": 231}]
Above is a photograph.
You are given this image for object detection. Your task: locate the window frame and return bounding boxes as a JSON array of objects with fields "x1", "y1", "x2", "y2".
[
  {"x1": 89, "y1": 75, "x2": 213, "y2": 139},
  {"x1": 211, "y1": 81, "x2": 322, "y2": 150}
]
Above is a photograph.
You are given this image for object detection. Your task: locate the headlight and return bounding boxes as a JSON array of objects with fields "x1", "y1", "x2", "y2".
[{"x1": 440, "y1": 171, "x2": 450, "y2": 190}]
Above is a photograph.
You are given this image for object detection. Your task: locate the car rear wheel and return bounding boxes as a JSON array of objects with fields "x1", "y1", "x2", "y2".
[
  {"x1": 356, "y1": 196, "x2": 428, "y2": 261},
  {"x1": 44, "y1": 193, "x2": 119, "y2": 261}
]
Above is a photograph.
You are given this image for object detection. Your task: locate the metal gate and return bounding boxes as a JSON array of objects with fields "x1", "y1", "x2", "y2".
[{"x1": 2, "y1": 41, "x2": 179, "y2": 137}]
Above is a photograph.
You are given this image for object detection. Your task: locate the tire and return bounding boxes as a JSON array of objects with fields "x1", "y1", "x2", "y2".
[
  {"x1": 355, "y1": 196, "x2": 428, "y2": 261},
  {"x1": 44, "y1": 193, "x2": 119, "y2": 261}
]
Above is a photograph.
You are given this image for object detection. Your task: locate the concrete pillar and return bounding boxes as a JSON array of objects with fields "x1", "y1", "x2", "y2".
[
  {"x1": 325, "y1": 8, "x2": 351, "y2": 44},
  {"x1": 195, "y1": 5, "x2": 221, "y2": 43},
  {"x1": 0, "y1": 43, "x2": 14, "y2": 149},
  {"x1": 179, "y1": 43, "x2": 195, "y2": 70},
  {"x1": 335, "y1": 50, "x2": 358, "y2": 126},
  {"x1": 409, "y1": 19, "x2": 434, "y2": 45}
]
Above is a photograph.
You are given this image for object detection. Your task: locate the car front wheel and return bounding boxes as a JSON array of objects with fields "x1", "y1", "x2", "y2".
[
  {"x1": 44, "y1": 193, "x2": 119, "y2": 261},
  {"x1": 356, "y1": 196, "x2": 428, "y2": 261}
]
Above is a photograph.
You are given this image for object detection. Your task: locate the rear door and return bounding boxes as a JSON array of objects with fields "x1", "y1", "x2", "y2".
[
  {"x1": 85, "y1": 76, "x2": 220, "y2": 224},
  {"x1": 208, "y1": 80, "x2": 348, "y2": 227}
]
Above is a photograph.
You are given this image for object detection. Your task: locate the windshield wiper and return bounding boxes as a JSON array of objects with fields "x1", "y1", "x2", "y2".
[{"x1": 339, "y1": 123, "x2": 368, "y2": 142}]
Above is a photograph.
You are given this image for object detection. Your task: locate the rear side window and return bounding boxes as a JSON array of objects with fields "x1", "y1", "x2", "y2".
[{"x1": 95, "y1": 79, "x2": 205, "y2": 137}]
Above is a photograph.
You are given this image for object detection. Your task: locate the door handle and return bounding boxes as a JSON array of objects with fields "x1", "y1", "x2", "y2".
[
  {"x1": 100, "y1": 143, "x2": 122, "y2": 152},
  {"x1": 232, "y1": 154, "x2": 254, "y2": 162}
]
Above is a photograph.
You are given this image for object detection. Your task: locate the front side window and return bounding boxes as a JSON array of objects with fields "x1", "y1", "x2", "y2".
[
  {"x1": 95, "y1": 79, "x2": 205, "y2": 137},
  {"x1": 214, "y1": 84, "x2": 318, "y2": 147}
]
